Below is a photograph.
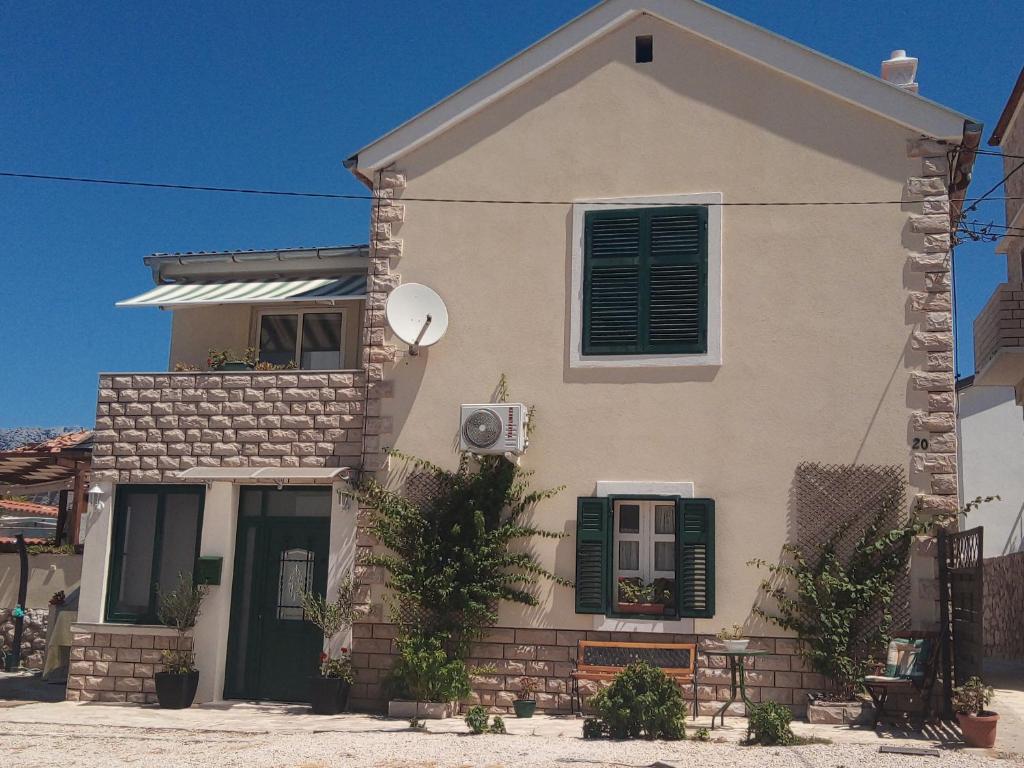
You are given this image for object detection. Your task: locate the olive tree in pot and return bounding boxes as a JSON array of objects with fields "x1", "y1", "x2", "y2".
[
  {"x1": 954, "y1": 677, "x2": 998, "y2": 748},
  {"x1": 513, "y1": 676, "x2": 538, "y2": 718},
  {"x1": 155, "y1": 573, "x2": 206, "y2": 709},
  {"x1": 301, "y1": 576, "x2": 358, "y2": 715}
]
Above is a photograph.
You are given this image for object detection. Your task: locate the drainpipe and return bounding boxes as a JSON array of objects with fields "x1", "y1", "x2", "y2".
[{"x1": 6, "y1": 534, "x2": 28, "y2": 671}]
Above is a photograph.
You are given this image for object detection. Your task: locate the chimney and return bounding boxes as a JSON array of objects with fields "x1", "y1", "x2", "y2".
[{"x1": 881, "y1": 50, "x2": 919, "y2": 93}]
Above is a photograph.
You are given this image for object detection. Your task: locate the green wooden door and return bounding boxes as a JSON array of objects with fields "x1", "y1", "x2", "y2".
[{"x1": 224, "y1": 487, "x2": 330, "y2": 702}]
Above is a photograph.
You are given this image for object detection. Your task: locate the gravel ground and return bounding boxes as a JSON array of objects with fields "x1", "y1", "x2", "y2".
[{"x1": 0, "y1": 723, "x2": 1019, "y2": 768}]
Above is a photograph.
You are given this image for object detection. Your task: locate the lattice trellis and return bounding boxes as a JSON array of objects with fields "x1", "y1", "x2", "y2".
[{"x1": 793, "y1": 462, "x2": 911, "y2": 630}]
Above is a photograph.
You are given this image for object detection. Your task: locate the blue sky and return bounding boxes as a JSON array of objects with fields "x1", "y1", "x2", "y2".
[{"x1": 0, "y1": 1, "x2": 1018, "y2": 427}]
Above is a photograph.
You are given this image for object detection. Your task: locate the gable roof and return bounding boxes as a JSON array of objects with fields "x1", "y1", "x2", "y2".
[
  {"x1": 990, "y1": 66, "x2": 1024, "y2": 146},
  {"x1": 346, "y1": 0, "x2": 974, "y2": 175}
]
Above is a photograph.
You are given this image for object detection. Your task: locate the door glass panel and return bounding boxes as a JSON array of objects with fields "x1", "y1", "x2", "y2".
[
  {"x1": 277, "y1": 548, "x2": 314, "y2": 620},
  {"x1": 654, "y1": 504, "x2": 675, "y2": 534},
  {"x1": 654, "y1": 541, "x2": 675, "y2": 572},
  {"x1": 618, "y1": 540, "x2": 640, "y2": 571},
  {"x1": 111, "y1": 492, "x2": 158, "y2": 616},
  {"x1": 156, "y1": 492, "x2": 201, "y2": 596},
  {"x1": 618, "y1": 505, "x2": 640, "y2": 533},
  {"x1": 300, "y1": 313, "x2": 343, "y2": 370},
  {"x1": 264, "y1": 487, "x2": 331, "y2": 517},
  {"x1": 259, "y1": 314, "x2": 298, "y2": 367},
  {"x1": 230, "y1": 526, "x2": 257, "y2": 687}
]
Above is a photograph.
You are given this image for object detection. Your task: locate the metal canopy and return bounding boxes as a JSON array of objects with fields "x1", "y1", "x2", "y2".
[
  {"x1": 174, "y1": 467, "x2": 351, "y2": 483},
  {"x1": 117, "y1": 275, "x2": 367, "y2": 308}
]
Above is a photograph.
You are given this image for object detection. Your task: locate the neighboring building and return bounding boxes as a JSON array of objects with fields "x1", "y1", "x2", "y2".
[
  {"x1": 973, "y1": 66, "x2": 1024, "y2": 404},
  {"x1": 72, "y1": 0, "x2": 979, "y2": 711},
  {"x1": 956, "y1": 377, "x2": 1024, "y2": 556}
]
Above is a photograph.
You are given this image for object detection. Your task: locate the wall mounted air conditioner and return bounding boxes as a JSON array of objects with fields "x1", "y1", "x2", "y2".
[{"x1": 459, "y1": 403, "x2": 528, "y2": 456}]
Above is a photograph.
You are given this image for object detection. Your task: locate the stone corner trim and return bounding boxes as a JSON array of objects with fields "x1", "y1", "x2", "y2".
[{"x1": 906, "y1": 137, "x2": 957, "y2": 504}]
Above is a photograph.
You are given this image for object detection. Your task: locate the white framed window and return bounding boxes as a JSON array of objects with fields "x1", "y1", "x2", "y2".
[
  {"x1": 255, "y1": 308, "x2": 348, "y2": 370},
  {"x1": 613, "y1": 499, "x2": 677, "y2": 614},
  {"x1": 569, "y1": 193, "x2": 723, "y2": 368}
]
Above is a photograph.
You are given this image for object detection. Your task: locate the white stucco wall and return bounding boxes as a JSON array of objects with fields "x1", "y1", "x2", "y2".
[{"x1": 957, "y1": 383, "x2": 1024, "y2": 556}]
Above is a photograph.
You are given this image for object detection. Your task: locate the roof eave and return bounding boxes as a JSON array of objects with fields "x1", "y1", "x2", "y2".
[{"x1": 989, "y1": 66, "x2": 1024, "y2": 146}]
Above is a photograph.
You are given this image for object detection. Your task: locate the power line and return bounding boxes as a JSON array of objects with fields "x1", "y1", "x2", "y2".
[
  {"x1": 962, "y1": 158, "x2": 1024, "y2": 216},
  {"x1": 0, "y1": 169, "x2": 1020, "y2": 208}
]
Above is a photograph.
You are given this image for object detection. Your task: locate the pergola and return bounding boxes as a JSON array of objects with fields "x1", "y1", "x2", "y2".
[{"x1": 0, "y1": 431, "x2": 92, "y2": 547}]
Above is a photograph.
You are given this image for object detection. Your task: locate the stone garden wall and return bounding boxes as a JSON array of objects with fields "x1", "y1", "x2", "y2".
[
  {"x1": 0, "y1": 607, "x2": 47, "y2": 669},
  {"x1": 984, "y1": 551, "x2": 1024, "y2": 660},
  {"x1": 350, "y1": 624, "x2": 817, "y2": 717}
]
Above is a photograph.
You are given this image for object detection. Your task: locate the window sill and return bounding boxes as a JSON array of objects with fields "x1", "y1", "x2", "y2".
[
  {"x1": 72, "y1": 621, "x2": 181, "y2": 636},
  {"x1": 592, "y1": 615, "x2": 696, "y2": 632},
  {"x1": 570, "y1": 354, "x2": 722, "y2": 369}
]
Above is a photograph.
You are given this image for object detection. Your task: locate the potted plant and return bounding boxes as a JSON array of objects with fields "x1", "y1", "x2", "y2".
[
  {"x1": 954, "y1": 676, "x2": 998, "y2": 748},
  {"x1": 514, "y1": 676, "x2": 538, "y2": 718},
  {"x1": 616, "y1": 577, "x2": 664, "y2": 615},
  {"x1": 387, "y1": 632, "x2": 471, "y2": 720},
  {"x1": 717, "y1": 624, "x2": 749, "y2": 653},
  {"x1": 301, "y1": 576, "x2": 358, "y2": 715},
  {"x1": 206, "y1": 346, "x2": 257, "y2": 371},
  {"x1": 155, "y1": 573, "x2": 206, "y2": 709}
]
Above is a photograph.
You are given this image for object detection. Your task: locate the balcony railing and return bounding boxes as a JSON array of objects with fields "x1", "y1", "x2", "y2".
[
  {"x1": 91, "y1": 370, "x2": 376, "y2": 483},
  {"x1": 974, "y1": 283, "x2": 1024, "y2": 385}
]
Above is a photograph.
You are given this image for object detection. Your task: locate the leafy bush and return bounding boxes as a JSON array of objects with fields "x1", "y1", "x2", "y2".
[
  {"x1": 465, "y1": 705, "x2": 490, "y2": 734},
  {"x1": 693, "y1": 727, "x2": 711, "y2": 742},
  {"x1": 156, "y1": 573, "x2": 206, "y2": 675},
  {"x1": 490, "y1": 715, "x2": 506, "y2": 734},
  {"x1": 388, "y1": 632, "x2": 471, "y2": 703},
  {"x1": 953, "y1": 676, "x2": 994, "y2": 715},
  {"x1": 588, "y1": 661, "x2": 686, "y2": 740},
  {"x1": 582, "y1": 718, "x2": 606, "y2": 739},
  {"x1": 746, "y1": 702, "x2": 795, "y2": 746}
]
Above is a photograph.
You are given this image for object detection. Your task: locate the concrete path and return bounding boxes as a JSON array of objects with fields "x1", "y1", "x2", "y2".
[
  {"x1": 0, "y1": 670, "x2": 66, "y2": 707},
  {"x1": 985, "y1": 659, "x2": 1024, "y2": 758}
]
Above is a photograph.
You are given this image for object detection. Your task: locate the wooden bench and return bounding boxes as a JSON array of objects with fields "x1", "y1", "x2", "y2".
[
  {"x1": 862, "y1": 631, "x2": 940, "y2": 728},
  {"x1": 570, "y1": 640, "x2": 698, "y2": 717}
]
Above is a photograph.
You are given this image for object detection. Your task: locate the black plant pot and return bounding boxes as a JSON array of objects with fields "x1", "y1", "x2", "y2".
[
  {"x1": 310, "y1": 676, "x2": 351, "y2": 715},
  {"x1": 154, "y1": 671, "x2": 199, "y2": 709}
]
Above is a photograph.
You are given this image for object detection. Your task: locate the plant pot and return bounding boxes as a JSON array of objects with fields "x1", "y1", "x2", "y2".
[
  {"x1": 388, "y1": 700, "x2": 456, "y2": 719},
  {"x1": 154, "y1": 671, "x2": 199, "y2": 709},
  {"x1": 616, "y1": 602, "x2": 665, "y2": 615},
  {"x1": 806, "y1": 695, "x2": 873, "y2": 725},
  {"x1": 958, "y1": 711, "x2": 999, "y2": 748},
  {"x1": 513, "y1": 699, "x2": 537, "y2": 718},
  {"x1": 723, "y1": 639, "x2": 750, "y2": 653},
  {"x1": 310, "y1": 676, "x2": 351, "y2": 715},
  {"x1": 214, "y1": 361, "x2": 253, "y2": 371}
]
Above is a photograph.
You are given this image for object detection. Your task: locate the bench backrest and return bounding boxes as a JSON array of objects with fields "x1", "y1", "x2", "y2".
[{"x1": 577, "y1": 640, "x2": 697, "y2": 676}]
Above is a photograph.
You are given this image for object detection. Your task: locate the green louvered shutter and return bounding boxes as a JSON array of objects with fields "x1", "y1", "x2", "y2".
[
  {"x1": 583, "y1": 207, "x2": 707, "y2": 356},
  {"x1": 583, "y1": 210, "x2": 643, "y2": 354},
  {"x1": 647, "y1": 208, "x2": 708, "y2": 354},
  {"x1": 575, "y1": 497, "x2": 611, "y2": 614},
  {"x1": 676, "y1": 498, "x2": 715, "y2": 618}
]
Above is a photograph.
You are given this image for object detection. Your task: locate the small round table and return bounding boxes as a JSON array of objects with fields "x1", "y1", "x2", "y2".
[{"x1": 703, "y1": 649, "x2": 769, "y2": 728}]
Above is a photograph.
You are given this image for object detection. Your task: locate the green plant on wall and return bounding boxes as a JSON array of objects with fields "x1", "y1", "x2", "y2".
[
  {"x1": 749, "y1": 482, "x2": 917, "y2": 699},
  {"x1": 361, "y1": 377, "x2": 569, "y2": 653}
]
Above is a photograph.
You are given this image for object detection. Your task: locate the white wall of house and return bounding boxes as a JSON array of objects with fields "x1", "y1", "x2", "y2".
[{"x1": 958, "y1": 382, "x2": 1024, "y2": 557}]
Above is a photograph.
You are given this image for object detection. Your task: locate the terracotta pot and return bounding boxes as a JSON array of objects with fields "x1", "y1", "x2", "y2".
[
  {"x1": 616, "y1": 602, "x2": 665, "y2": 615},
  {"x1": 958, "y1": 711, "x2": 999, "y2": 748}
]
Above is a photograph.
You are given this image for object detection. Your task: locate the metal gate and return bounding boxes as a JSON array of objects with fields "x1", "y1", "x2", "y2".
[{"x1": 938, "y1": 526, "x2": 984, "y2": 717}]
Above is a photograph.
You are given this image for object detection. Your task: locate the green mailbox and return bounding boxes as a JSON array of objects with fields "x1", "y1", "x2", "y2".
[{"x1": 195, "y1": 556, "x2": 223, "y2": 586}]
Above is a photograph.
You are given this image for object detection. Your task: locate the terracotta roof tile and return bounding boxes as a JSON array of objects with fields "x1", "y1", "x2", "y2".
[{"x1": 0, "y1": 499, "x2": 59, "y2": 517}]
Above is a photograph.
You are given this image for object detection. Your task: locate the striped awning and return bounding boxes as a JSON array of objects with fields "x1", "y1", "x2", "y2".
[{"x1": 117, "y1": 275, "x2": 366, "y2": 308}]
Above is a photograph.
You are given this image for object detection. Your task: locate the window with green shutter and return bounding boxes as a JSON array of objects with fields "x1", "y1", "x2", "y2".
[
  {"x1": 582, "y1": 207, "x2": 708, "y2": 356},
  {"x1": 574, "y1": 495, "x2": 715, "y2": 619}
]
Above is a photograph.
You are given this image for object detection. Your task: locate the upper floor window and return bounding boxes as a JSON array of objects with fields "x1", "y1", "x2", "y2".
[
  {"x1": 106, "y1": 485, "x2": 204, "y2": 624},
  {"x1": 583, "y1": 207, "x2": 708, "y2": 356},
  {"x1": 570, "y1": 194, "x2": 722, "y2": 368},
  {"x1": 257, "y1": 309, "x2": 347, "y2": 370}
]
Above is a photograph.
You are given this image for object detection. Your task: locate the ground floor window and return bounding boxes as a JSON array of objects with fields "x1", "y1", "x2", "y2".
[
  {"x1": 575, "y1": 495, "x2": 714, "y2": 619},
  {"x1": 105, "y1": 485, "x2": 204, "y2": 624}
]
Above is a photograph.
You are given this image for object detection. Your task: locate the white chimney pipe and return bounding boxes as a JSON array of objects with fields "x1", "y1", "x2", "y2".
[{"x1": 881, "y1": 49, "x2": 919, "y2": 93}]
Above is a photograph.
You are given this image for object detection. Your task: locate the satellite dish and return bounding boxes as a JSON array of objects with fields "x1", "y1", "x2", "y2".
[{"x1": 385, "y1": 283, "x2": 449, "y2": 355}]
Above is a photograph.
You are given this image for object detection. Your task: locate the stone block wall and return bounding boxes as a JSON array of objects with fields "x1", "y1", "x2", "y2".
[
  {"x1": 66, "y1": 628, "x2": 192, "y2": 703},
  {"x1": 1, "y1": 607, "x2": 47, "y2": 669},
  {"x1": 350, "y1": 624, "x2": 817, "y2": 717},
  {"x1": 983, "y1": 551, "x2": 1024, "y2": 660},
  {"x1": 90, "y1": 371, "x2": 391, "y2": 482},
  {"x1": 973, "y1": 284, "x2": 1024, "y2": 375}
]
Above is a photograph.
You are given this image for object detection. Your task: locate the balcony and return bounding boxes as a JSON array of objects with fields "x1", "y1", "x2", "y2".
[
  {"x1": 974, "y1": 283, "x2": 1024, "y2": 391},
  {"x1": 90, "y1": 370, "x2": 385, "y2": 484}
]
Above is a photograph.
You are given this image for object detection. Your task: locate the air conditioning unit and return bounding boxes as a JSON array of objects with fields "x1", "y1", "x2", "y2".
[{"x1": 459, "y1": 403, "x2": 528, "y2": 456}]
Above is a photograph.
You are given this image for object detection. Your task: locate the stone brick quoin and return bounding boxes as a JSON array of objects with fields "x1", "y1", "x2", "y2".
[{"x1": 349, "y1": 625, "x2": 813, "y2": 716}]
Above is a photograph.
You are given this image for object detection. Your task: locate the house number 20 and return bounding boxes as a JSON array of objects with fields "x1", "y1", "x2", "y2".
[{"x1": 911, "y1": 437, "x2": 929, "y2": 450}]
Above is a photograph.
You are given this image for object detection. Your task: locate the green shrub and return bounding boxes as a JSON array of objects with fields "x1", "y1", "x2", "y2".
[
  {"x1": 490, "y1": 715, "x2": 507, "y2": 734},
  {"x1": 588, "y1": 661, "x2": 687, "y2": 740},
  {"x1": 465, "y1": 705, "x2": 490, "y2": 734},
  {"x1": 582, "y1": 718, "x2": 606, "y2": 739},
  {"x1": 746, "y1": 702, "x2": 795, "y2": 746},
  {"x1": 693, "y1": 727, "x2": 711, "y2": 742},
  {"x1": 388, "y1": 632, "x2": 471, "y2": 703}
]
